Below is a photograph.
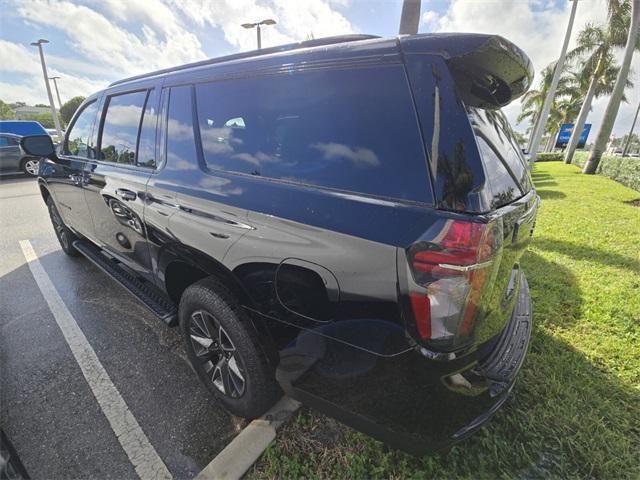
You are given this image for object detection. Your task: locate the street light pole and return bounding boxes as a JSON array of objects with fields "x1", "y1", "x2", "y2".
[
  {"x1": 622, "y1": 101, "x2": 640, "y2": 156},
  {"x1": 49, "y1": 76, "x2": 63, "y2": 110},
  {"x1": 257, "y1": 23, "x2": 262, "y2": 49},
  {"x1": 528, "y1": 0, "x2": 579, "y2": 165},
  {"x1": 241, "y1": 19, "x2": 277, "y2": 50},
  {"x1": 49, "y1": 76, "x2": 66, "y2": 129},
  {"x1": 31, "y1": 39, "x2": 63, "y2": 139}
]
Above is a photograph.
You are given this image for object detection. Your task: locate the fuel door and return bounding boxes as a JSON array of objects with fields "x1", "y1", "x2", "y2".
[{"x1": 274, "y1": 258, "x2": 340, "y2": 323}]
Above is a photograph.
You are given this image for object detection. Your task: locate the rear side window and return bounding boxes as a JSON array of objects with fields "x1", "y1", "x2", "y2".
[
  {"x1": 65, "y1": 100, "x2": 99, "y2": 158},
  {"x1": 99, "y1": 90, "x2": 148, "y2": 165},
  {"x1": 166, "y1": 86, "x2": 198, "y2": 169},
  {"x1": 195, "y1": 67, "x2": 431, "y2": 202},
  {"x1": 467, "y1": 107, "x2": 532, "y2": 208},
  {"x1": 137, "y1": 89, "x2": 158, "y2": 168}
]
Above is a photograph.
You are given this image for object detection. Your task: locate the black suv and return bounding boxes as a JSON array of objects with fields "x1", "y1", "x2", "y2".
[{"x1": 23, "y1": 33, "x2": 538, "y2": 455}]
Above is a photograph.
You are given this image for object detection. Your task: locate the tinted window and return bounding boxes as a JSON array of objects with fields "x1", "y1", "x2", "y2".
[
  {"x1": 165, "y1": 86, "x2": 197, "y2": 169},
  {"x1": 137, "y1": 89, "x2": 158, "y2": 168},
  {"x1": 468, "y1": 107, "x2": 532, "y2": 200},
  {"x1": 100, "y1": 90, "x2": 147, "y2": 165},
  {"x1": 476, "y1": 137, "x2": 522, "y2": 209},
  {"x1": 0, "y1": 136, "x2": 9, "y2": 146},
  {"x1": 195, "y1": 67, "x2": 431, "y2": 202},
  {"x1": 65, "y1": 100, "x2": 98, "y2": 157}
]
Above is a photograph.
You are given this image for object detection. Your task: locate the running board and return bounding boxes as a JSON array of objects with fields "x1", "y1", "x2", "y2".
[{"x1": 72, "y1": 240, "x2": 178, "y2": 326}]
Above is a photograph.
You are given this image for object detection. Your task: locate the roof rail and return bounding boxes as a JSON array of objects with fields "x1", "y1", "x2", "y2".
[{"x1": 109, "y1": 34, "x2": 380, "y2": 87}]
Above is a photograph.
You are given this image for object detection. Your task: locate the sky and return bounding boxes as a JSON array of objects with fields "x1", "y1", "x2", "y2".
[{"x1": 0, "y1": 0, "x2": 637, "y2": 138}]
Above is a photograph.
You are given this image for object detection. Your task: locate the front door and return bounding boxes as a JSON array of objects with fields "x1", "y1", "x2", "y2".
[
  {"x1": 48, "y1": 98, "x2": 101, "y2": 235},
  {"x1": 83, "y1": 87, "x2": 159, "y2": 279}
]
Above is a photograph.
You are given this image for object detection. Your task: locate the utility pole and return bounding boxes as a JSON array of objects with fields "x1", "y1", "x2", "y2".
[
  {"x1": 622, "y1": 101, "x2": 640, "y2": 156},
  {"x1": 528, "y1": 0, "x2": 579, "y2": 165},
  {"x1": 31, "y1": 39, "x2": 63, "y2": 139},
  {"x1": 241, "y1": 19, "x2": 277, "y2": 50}
]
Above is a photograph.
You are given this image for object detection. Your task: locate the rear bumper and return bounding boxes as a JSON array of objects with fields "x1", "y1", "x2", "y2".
[
  {"x1": 450, "y1": 273, "x2": 532, "y2": 443},
  {"x1": 275, "y1": 272, "x2": 532, "y2": 455}
]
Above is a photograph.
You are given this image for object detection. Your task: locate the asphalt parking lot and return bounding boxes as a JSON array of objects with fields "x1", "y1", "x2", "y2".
[{"x1": 0, "y1": 175, "x2": 246, "y2": 478}]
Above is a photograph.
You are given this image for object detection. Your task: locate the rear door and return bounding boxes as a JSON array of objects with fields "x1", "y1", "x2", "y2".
[{"x1": 83, "y1": 86, "x2": 159, "y2": 279}]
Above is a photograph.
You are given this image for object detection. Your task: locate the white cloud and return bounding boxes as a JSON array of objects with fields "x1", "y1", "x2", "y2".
[
  {"x1": 168, "y1": 0, "x2": 354, "y2": 51},
  {"x1": 0, "y1": 39, "x2": 108, "y2": 104},
  {"x1": 15, "y1": 0, "x2": 206, "y2": 76},
  {"x1": 421, "y1": 10, "x2": 440, "y2": 30}
]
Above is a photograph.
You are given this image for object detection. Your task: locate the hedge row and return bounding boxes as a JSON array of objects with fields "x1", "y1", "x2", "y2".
[
  {"x1": 531, "y1": 151, "x2": 640, "y2": 191},
  {"x1": 535, "y1": 152, "x2": 564, "y2": 162},
  {"x1": 571, "y1": 152, "x2": 640, "y2": 192}
]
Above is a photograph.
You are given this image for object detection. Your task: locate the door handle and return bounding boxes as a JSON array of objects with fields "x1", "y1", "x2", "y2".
[{"x1": 115, "y1": 188, "x2": 137, "y2": 201}]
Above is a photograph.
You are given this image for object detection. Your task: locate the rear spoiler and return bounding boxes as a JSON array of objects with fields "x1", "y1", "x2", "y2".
[{"x1": 399, "y1": 33, "x2": 534, "y2": 109}]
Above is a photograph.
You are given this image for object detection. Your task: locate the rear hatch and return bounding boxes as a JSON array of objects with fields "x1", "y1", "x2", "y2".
[
  {"x1": 400, "y1": 34, "x2": 538, "y2": 352},
  {"x1": 465, "y1": 107, "x2": 538, "y2": 346}
]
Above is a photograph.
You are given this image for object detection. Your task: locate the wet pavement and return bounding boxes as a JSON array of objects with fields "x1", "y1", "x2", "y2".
[{"x1": 0, "y1": 175, "x2": 244, "y2": 479}]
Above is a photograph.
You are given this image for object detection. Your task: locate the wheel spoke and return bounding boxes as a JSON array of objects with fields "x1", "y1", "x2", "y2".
[
  {"x1": 227, "y1": 355, "x2": 245, "y2": 397},
  {"x1": 190, "y1": 334, "x2": 213, "y2": 353},
  {"x1": 191, "y1": 311, "x2": 211, "y2": 339},
  {"x1": 218, "y1": 325, "x2": 235, "y2": 352},
  {"x1": 220, "y1": 360, "x2": 236, "y2": 397},
  {"x1": 212, "y1": 357, "x2": 226, "y2": 394},
  {"x1": 228, "y1": 355, "x2": 244, "y2": 381}
]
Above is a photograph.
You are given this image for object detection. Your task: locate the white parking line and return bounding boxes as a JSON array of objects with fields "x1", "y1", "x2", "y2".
[{"x1": 19, "y1": 240, "x2": 172, "y2": 480}]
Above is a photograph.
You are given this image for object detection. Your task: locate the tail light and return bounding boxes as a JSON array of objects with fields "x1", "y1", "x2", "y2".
[{"x1": 406, "y1": 218, "x2": 503, "y2": 350}]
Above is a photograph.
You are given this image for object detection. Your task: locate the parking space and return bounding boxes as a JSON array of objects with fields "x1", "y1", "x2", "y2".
[{"x1": 0, "y1": 176, "x2": 245, "y2": 478}]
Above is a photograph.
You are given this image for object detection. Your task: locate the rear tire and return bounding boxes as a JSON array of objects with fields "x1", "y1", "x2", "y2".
[
  {"x1": 179, "y1": 277, "x2": 281, "y2": 418},
  {"x1": 46, "y1": 196, "x2": 81, "y2": 257},
  {"x1": 20, "y1": 157, "x2": 40, "y2": 176}
]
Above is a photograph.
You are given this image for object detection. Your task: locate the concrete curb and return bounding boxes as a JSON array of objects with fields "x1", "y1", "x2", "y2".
[{"x1": 195, "y1": 397, "x2": 301, "y2": 480}]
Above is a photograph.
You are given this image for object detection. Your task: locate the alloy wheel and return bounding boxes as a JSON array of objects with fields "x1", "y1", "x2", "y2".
[
  {"x1": 24, "y1": 159, "x2": 39, "y2": 176},
  {"x1": 189, "y1": 310, "x2": 246, "y2": 398}
]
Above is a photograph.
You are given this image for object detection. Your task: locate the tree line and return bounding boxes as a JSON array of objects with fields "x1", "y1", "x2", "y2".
[{"x1": 0, "y1": 97, "x2": 86, "y2": 129}]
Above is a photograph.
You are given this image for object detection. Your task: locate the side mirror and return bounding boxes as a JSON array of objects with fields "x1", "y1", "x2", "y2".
[{"x1": 20, "y1": 135, "x2": 56, "y2": 159}]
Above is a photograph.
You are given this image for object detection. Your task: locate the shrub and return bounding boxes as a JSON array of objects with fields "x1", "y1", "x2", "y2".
[
  {"x1": 536, "y1": 152, "x2": 564, "y2": 162},
  {"x1": 572, "y1": 151, "x2": 640, "y2": 192}
]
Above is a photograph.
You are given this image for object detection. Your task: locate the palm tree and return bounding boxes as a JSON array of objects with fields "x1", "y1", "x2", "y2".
[
  {"x1": 564, "y1": 21, "x2": 634, "y2": 164},
  {"x1": 517, "y1": 62, "x2": 573, "y2": 149},
  {"x1": 583, "y1": 0, "x2": 640, "y2": 174},
  {"x1": 544, "y1": 90, "x2": 584, "y2": 151}
]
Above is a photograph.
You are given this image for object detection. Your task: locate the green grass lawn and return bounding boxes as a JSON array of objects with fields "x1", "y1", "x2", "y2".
[{"x1": 250, "y1": 162, "x2": 640, "y2": 479}]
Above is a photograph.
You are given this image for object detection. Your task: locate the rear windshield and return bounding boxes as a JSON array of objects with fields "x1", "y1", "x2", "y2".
[
  {"x1": 467, "y1": 107, "x2": 532, "y2": 209},
  {"x1": 194, "y1": 66, "x2": 432, "y2": 203}
]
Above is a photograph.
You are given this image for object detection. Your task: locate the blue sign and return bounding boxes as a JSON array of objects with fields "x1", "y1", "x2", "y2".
[{"x1": 555, "y1": 123, "x2": 591, "y2": 148}]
